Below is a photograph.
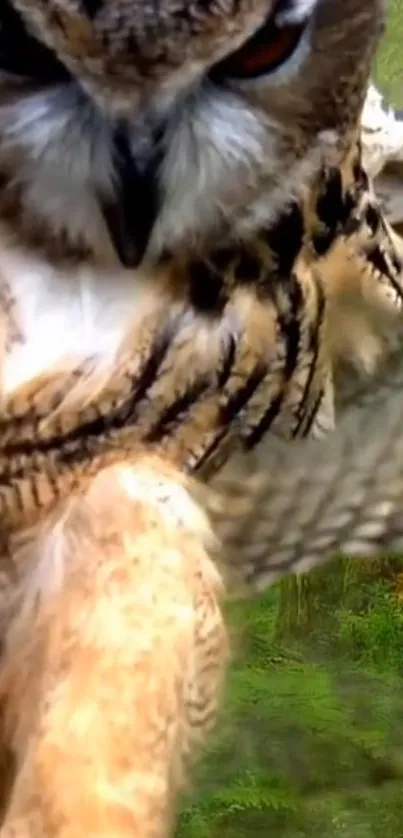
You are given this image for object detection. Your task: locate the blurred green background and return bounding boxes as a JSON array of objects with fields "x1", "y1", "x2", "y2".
[
  {"x1": 177, "y1": 560, "x2": 403, "y2": 838},
  {"x1": 376, "y1": 0, "x2": 403, "y2": 106},
  {"x1": 176, "y1": 10, "x2": 403, "y2": 838}
]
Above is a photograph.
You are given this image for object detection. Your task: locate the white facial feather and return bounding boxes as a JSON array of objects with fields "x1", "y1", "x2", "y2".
[
  {"x1": 0, "y1": 75, "x2": 326, "y2": 259},
  {"x1": 0, "y1": 85, "x2": 115, "y2": 244},
  {"x1": 151, "y1": 84, "x2": 330, "y2": 253},
  {"x1": 275, "y1": 0, "x2": 319, "y2": 26},
  {"x1": 151, "y1": 86, "x2": 276, "y2": 253}
]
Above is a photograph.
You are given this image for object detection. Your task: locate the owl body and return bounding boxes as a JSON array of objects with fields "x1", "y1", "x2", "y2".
[{"x1": 0, "y1": 2, "x2": 400, "y2": 836}]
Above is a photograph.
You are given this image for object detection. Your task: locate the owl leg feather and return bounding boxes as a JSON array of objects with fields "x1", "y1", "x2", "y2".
[{"x1": 0, "y1": 456, "x2": 227, "y2": 837}]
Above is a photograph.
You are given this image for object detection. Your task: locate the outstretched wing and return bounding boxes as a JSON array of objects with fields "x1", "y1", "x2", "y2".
[
  {"x1": 210, "y1": 90, "x2": 403, "y2": 596},
  {"x1": 211, "y1": 317, "x2": 403, "y2": 596}
]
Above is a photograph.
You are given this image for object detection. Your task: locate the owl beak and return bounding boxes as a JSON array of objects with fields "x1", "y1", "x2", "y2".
[{"x1": 99, "y1": 126, "x2": 161, "y2": 269}]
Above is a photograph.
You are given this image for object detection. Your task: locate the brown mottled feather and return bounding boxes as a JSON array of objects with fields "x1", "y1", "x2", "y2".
[{"x1": 0, "y1": 133, "x2": 399, "y2": 535}]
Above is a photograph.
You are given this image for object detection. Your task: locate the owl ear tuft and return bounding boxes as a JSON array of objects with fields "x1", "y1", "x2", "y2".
[{"x1": 0, "y1": 0, "x2": 70, "y2": 81}]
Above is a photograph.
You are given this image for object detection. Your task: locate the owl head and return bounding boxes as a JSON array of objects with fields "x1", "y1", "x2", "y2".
[{"x1": 0, "y1": 0, "x2": 385, "y2": 265}]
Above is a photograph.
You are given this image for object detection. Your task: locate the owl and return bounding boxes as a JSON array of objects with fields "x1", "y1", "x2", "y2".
[{"x1": 0, "y1": 1, "x2": 401, "y2": 837}]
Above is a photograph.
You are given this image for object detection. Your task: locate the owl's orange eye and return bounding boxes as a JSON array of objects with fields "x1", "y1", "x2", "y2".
[{"x1": 212, "y1": 15, "x2": 308, "y2": 80}]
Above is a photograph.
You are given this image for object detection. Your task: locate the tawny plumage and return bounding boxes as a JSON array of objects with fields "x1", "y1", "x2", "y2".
[
  {"x1": 0, "y1": 1, "x2": 401, "y2": 836},
  {"x1": 0, "y1": 131, "x2": 401, "y2": 534}
]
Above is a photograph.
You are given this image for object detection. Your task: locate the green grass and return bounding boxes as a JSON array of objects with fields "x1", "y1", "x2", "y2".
[
  {"x1": 176, "y1": 571, "x2": 403, "y2": 838},
  {"x1": 375, "y1": 0, "x2": 403, "y2": 105}
]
